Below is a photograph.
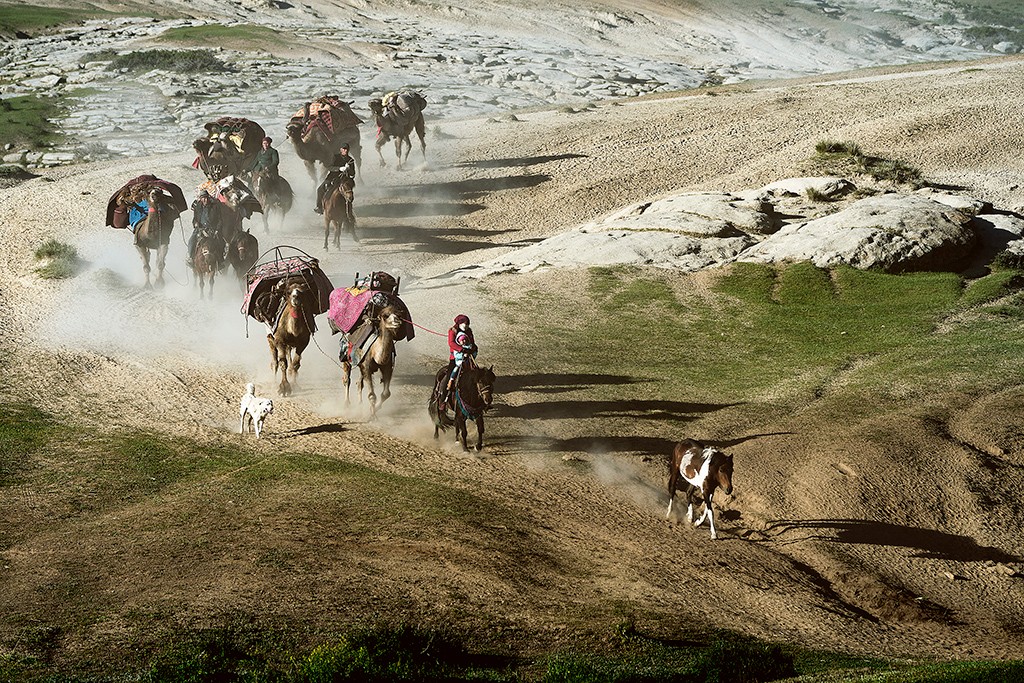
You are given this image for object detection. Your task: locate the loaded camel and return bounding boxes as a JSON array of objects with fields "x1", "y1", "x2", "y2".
[
  {"x1": 267, "y1": 277, "x2": 315, "y2": 396},
  {"x1": 340, "y1": 305, "x2": 403, "y2": 418},
  {"x1": 368, "y1": 91, "x2": 427, "y2": 170}
]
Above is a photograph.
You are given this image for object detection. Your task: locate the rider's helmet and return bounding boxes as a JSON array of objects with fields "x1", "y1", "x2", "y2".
[{"x1": 454, "y1": 314, "x2": 470, "y2": 327}]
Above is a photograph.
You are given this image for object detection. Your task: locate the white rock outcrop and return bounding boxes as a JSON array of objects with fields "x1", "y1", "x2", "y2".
[{"x1": 737, "y1": 194, "x2": 976, "y2": 273}]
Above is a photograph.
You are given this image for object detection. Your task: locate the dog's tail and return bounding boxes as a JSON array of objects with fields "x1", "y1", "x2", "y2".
[{"x1": 245, "y1": 382, "x2": 255, "y2": 396}]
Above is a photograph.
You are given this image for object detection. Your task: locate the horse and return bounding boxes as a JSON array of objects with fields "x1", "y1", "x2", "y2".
[
  {"x1": 340, "y1": 305, "x2": 402, "y2": 418},
  {"x1": 133, "y1": 187, "x2": 178, "y2": 289},
  {"x1": 252, "y1": 169, "x2": 293, "y2": 234},
  {"x1": 429, "y1": 361, "x2": 495, "y2": 451},
  {"x1": 190, "y1": 226, "x2": 225, "y2": 300},
  {"x1": 323, "y1": 176, "x2": 356, "y2": 250},
  {"x1": 666, "y1": 438, "x2": 734, "y2": 540},
  {"x1": 267, "y1": 278, "x2": 314, "y2": 396},
  {"x1": 226, "y1": 229, "x2": 259, "y2": 288},
  {"x1": 368, "y1": 93, "x2": 426, "y2": 170}
]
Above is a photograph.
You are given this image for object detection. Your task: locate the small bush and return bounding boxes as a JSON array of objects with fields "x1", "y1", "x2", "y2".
[
  {"x1": 296, "y1": 623, "x2": 467, "y2": 682},
  {"x1": 805, "y1": 187, "x2": 832, "y2": 202},
  {"x1": 33, "y1": 238, "x2": 79, "y2": 279},
  {"x1": 108, "y1": 49, "x2": 232, "y2": 73},
  {"x1": 992, "y1": 249, "x2": 1024, "y2": 271},
  {"x1": 815, "y1": 139, "x2": 861, "y2": 157},
  {"x1": 867, "y1": 158, "x2": 922, "y2": 185}
]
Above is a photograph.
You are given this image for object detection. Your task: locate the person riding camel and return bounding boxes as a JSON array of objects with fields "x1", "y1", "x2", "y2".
[
  {"x1": 442, "y1": 314, "x2": 478, "y2": 404},
  {"x1": 251, "y1": 136, "x2": 280, "y2": 178},
  {"x1": 314, "y1": 142, "x2": 356, "y2": 216},
  {"x1": 186, "y1": 189, "x2": 219, "y2": 267}
]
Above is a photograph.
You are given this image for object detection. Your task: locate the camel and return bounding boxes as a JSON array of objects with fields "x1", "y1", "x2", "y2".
[
  {"x1": 267, "y1": 278, "x2": 314, "y2": 396},
  {"x1": 368, "y1": 92, "x2": 426, "y2": 170},
  {"x1": 252, "y1": 169, "x2": 293, "y2": 234},
  {"x1": 323, "y1": 177, "x2": 356, "y2": 250},
  {"x1": 133, "y1": 187, "x2": 178, "y2": 289},
  {"x1": 286, "y1": 97, "x2": 362, "y2": 182},
  {"x1": 190, "y1": 226, "x2": 225, "y2": 300},
  {"x1": 341, "y1": 305, "x2": 403, "y2": 418},
  {"x1": 226, "y1": 230, "x2": 259, "y2": 288}
]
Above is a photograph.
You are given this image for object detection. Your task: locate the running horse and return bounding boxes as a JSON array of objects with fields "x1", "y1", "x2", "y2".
[
  {"x1": 268, "y1": 277, "x2": 315, "y2": 396},
  {"x1": 133, "y1": 187, "x2": 180, "y2": 289},
  {"x1": 429, "y1": 361, "x2": 496, "y2": 451},
  {"x1": 666, "y1": 438, "x2": 734, "y2": 540},
  {"x1": 340, "y1": 305, "x2": 402, "y2": 417}
]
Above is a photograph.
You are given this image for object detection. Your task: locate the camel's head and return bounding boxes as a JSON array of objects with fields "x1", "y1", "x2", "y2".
[
  {"x1": 287, "y1": 282, "x2": 310, "y2": 309},
  {"x1": 285, "y1": 122, "x2": 302, "y2": 140},
  {"x1": 380, "y1": 306, "x2": 402, "y2": 331},
  {"x1": 368, "y1": 98, "x2": 383, "y2": 116}
]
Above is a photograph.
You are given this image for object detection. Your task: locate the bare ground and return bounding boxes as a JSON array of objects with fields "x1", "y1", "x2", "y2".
[{"x1": 3, "y1": 56, "x2": 1024, "y2": 668}]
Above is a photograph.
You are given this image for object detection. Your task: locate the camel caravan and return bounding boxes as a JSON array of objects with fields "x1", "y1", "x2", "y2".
[{"x1": 101, "y1": 88, "x2": 734, "y2": 539}]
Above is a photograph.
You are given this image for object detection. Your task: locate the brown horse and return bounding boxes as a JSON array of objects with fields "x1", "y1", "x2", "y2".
[
  {"x1": 133, "y1": 187, "x2": 178, "y2": 289},
  {"x1": 368, "y1": 92, "x2": 426, "y2": 170},
  {"x1": 667, "y1": 438, "x2": 734, "y2": 540},
  {"x1": 267, "y1": 278, "x2": 314, "y2": 396},
  {"x1": 340, "y1": 305, "x2": 402, "y2": 417},
  {"x1": 226, "y1": 229, "x2": 259, "y2": 288},
  {"x1": 323, "y1": 177, "x2": 356, "y2": 250},
  {"x1": 252, "y1": 169, "x2": 293, "y2": 234},
  {"x1": 190, "y1": 226, "x2": 225, "y2": 300},
  {"x1": 429, "y1": 362, "x2": 495, "y2": 451}
]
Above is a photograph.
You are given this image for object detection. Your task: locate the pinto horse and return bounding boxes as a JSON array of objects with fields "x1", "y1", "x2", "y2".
[
  {"x1": 429, "y1": 361, "x2": 495, "y2": 451},
  {"x1": 667, "y1": 438, "x2": 734, "y2": 540}
]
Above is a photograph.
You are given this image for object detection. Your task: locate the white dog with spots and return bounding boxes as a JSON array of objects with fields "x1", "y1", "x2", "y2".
[{"x1": 239, "y1": 383, "x2": 274, "y2": 438}]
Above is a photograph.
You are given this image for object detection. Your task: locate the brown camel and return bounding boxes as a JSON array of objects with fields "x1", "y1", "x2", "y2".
[
  {"x1": 341, "y1": 306, "x2": 402, "y2": 418},
  {"x1": 323, "y1": 177, "x2": 356, "y2": 250},
  {"x1": 267, "y1": 278, "x2": 314, "y2": 396},
  {"x1": 134, "y1": 187, "x2": 178, "y2": 289},
  {"x1": 252, "y1": 169, "x2": 293, "y2": 234},
  {"x1": 368, "y1": 92, "x2": 426, "y2": 170},
  {"x1": 285, "y1": 97, "x2": 362, "y2": 182},
  {"x1": 190, "y1": 226, "x2": 225, "y2": 300}
]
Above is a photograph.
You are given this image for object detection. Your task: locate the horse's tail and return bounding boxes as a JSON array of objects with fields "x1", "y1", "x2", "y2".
[{"x1": 428, "y1": 396, "x2": 453, "y2": 431}]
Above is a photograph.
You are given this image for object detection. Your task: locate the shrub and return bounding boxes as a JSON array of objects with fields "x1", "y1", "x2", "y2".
[
  {"x1": 867, "y1": 158, "x2": 922, "y2": 186},
  {"x1": 815, "y1": 139, "x2": 861, "y2": 157},
  {"x1": 108, "y1": 49, "x2": 232, "y2": 73},
  {"x1": 33, "y1": 238, "x2": 79, "y2": 279},
  {"x1": 296, "y1": 623, "x2": 467, "y2": 682}
]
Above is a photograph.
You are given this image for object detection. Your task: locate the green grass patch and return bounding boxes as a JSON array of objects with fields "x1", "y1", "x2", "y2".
[
  {"x1": 958, "y1": 270, "x2": 1024, "y2": 309},
  {"x1": 108, "y1": 49, "x2": 232, "y2": 73},
  {"x1": 0, "y1": 4, "x2": 107, "y2": 36},
  {"x1": 0, "y1": 95, "x2": 63, "y2": 149},
  {"x1": 155, "y1": 23, "x2": 286, "y2": 50},
  {"x1": 33, "y1": 238, "x2": 80, "y2": 279},
  {"x1": 813, "y1": 139, "x2": 923, "y2": 188},
  {"x1": 0, "y1": 403, "x2": 56, "y2": 486}
]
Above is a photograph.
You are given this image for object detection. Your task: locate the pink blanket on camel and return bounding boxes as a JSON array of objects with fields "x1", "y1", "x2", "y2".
[{"x1": 328, "y1": 287, "x2": 374, "y2": 334}]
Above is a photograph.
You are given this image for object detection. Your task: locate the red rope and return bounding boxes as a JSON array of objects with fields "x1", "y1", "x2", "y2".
[{"x1": 404, "y1": 318, "x2": 446, "y2": 337}]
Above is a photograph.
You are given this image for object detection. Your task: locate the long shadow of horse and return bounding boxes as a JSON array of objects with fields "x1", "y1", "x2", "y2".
[
  {"x1": 501, "y1": 372, "x2": 650, "y2": 393},
  {"x1": 404, "y1": 173, "x2": 551, "y2": 201},
  {"x1": 359, "y1": 223, "x2": 522, "y2": 256},
  {"x1": 359, "y1": 201, "x2": 485, "y2": 218},
  {"x1": 764, "y1": 519, "x2": 1021, "y2": 563},
  {"x1": 500, "y1": 434, "x2": 682, "y2": 457},
  {"x1": 454, "y1": 153, "x2": 588, "y2": 170},
  {"x1": 275, "y1": 422, "x2": 349, "y2": 439},
  {"x1": 495, "y1": 399, "x2": 736, "y2": 422}
]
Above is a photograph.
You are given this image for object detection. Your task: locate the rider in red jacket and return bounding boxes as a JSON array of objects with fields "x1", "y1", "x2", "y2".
[{"x1": 443, "y1": 314, "x2": 477, "y2": 402}]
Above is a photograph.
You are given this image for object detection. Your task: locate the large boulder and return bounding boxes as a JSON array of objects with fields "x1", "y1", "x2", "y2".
[
  {"x1": 738, "y1": 194, "x2": 976, "y2": 273},
  {"x1": 597, "y1": 191, "x2": 779, "y2": 236}
]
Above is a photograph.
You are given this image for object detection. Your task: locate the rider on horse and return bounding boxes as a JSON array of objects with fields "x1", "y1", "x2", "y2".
[
  {"x1": 185, "y1": 189, "x2": 219, "y2": 267},
  {"x1": 314, "y1": 142, "x2": 356, "y2": 216},
  {"x1": 442, "y1": 314, "x2": 478, "y2": 404},
  {"x1": 251, "y1": 136, "x2": 280, "y2": 178}
]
